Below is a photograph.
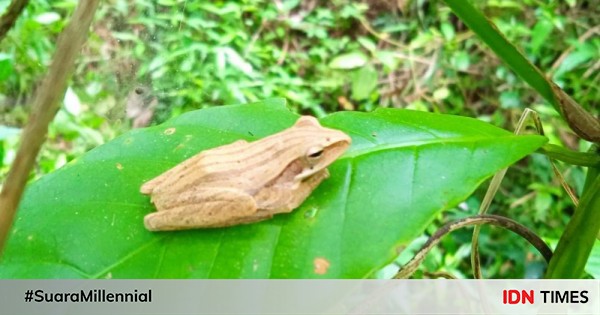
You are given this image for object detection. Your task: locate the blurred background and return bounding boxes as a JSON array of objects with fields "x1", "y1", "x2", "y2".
[{"x1": 0, "y1": 0, "x2": 598, "y2": 278}]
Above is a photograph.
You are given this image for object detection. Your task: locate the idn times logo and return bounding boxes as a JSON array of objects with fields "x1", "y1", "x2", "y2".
[{"x1": 503, "y1": 289, "x2": 589, "y2": 304}]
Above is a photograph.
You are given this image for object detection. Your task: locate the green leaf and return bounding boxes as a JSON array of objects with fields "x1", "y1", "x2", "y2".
[
  {"x1": 546, "y1": 174, "x2": 600, "y2": 278},
  {"x1": 585, "y1": 240, "x2": 600, "y2": 279},
  {"x1": 221, "y1": 47, "x2": 255, "y2": 77},
  {"x1": 530, "y1": 19, "x2": 553, "y2": 55},
  {"x1": 0, "y1": 53, "x2": 14, "y2": 81},
  {"x1": 374, "y1": 51, "x2": 399, "y2": 71},
  {"x1": 329, "y1": 52, "x2": 368, "y2": 70},
  {"x1": 499, "y1": 91, "x2": 521, "y2": 109},
  {"x1": 351, "y1": 65, "x2": 378, "y2": 100},
  {"x1": 0, "y1": 98, "x2": 546, "y2": 278},
  {"x1": 34, "y1": 12, "x2": 61, "y2": 25},
  {"x1": 553, "y1": 43, "x2": 596, "y2": 79},
  {"x1": 433, "y1": 87, "x2": 450, "y2": 101},
  {"x1": 357, "y1": 37, "x2": 377, "y2": 52},
  {"x1": 451, "y1": 51, "x2": 470, "y2": 72},
  {"x1": 440, "y1": 22, "x2": 456, "y2": 41}
]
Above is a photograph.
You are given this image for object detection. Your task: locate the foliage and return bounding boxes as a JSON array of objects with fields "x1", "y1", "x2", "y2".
[
  {"x1": 0, "y1": 0, "x2": 598, "y2": 278},
  {"x1": 0, "y1": 99, "x2": 545, "y2": 278}
]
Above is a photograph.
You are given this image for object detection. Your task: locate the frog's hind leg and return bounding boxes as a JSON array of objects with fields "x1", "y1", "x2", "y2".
[{"x1": 144, "y1": 188, "x2": 257, "y2": 231}]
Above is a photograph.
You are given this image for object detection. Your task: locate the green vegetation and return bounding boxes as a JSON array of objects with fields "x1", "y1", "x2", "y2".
[
  {"x1": 0, "y1": 100, "x2": 545, "y2": 278},
  {"x1": 0, "y1": 0, "x2": 598, "y2": 278}
]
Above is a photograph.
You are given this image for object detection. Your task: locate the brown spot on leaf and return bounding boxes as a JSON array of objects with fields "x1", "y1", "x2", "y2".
[
  {"x1": 116, "y1": 163, "x2": 123, "y2": 170},
  {"x1": 314, "y1": 257, "x2": 330, "y2": 275},
  {"x1": 164, "y1": 127, "x2": 176, "y2": 135}
]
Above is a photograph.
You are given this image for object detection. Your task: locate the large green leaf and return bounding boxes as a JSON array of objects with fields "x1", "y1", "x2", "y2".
[{"x1": 0, "y1": 99, "x2": 546, "y2": 278}]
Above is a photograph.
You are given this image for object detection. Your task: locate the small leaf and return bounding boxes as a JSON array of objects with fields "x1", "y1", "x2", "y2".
[
  {"x1": 375, "y1": 51, "x2": 399, "y2": 71},
  {"x1": 223, "y1": 47, "x2": 254, "y2": 77},
  {"x1": 451, "y1": 51, "x2": 470, "y2": 71},
  {"x1": 530, "y1": 19, "x2": 553, "y2": 55},
  {"x1": 351, "y1": 65, "x2": 378, "y2": 100},
  {"x1": 34, "y1": 12, "x2": 61, "y2": 25},
  {"x1": 554, "y1": 43, "x2": 596, "y2": 79},
  {"x1": 329, "y1": 52, "x2": 368, "y2": 70},
  {"x1": 215, "y1": 49, "x2": 226, "y2": 78},
  {"x1": 63, "y1": 87, "x2": 81, "y2": 116},
  {"x1": 500, "y1": 91, "x2": 521, "y2": 109},
  {"x1": 357, "y1": 37, "x2": 377, "y2": 52},
  {"x1": 433, "y1": 87, "x2": 450, "y2": 101},
  {"x1": 0, "y1": 53, "x2": 14, "y2": 81},
  {"x1": 534, "y1": 191, "x2": 552, "y2": 222},
  {"x1": 440, "y1": 22, "x2": 455, "y2": 41}
]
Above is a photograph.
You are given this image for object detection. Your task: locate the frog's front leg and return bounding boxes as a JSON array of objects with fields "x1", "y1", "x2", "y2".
[
  {"x1": 252, "y1": 169, "x2": 330, "y2": 218},
  {"x1": 144, "y1": 188, "x2": 257, "y2": 231}
]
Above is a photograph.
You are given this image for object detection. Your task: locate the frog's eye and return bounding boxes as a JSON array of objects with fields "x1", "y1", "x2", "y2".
[{"x1": 307, "y1": 147, "x2": 324, "y2": 159}]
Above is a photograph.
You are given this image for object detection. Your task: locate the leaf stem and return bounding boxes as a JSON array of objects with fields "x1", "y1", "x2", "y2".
[{"x1": 539, "y1": 144, "x2": 600, "y2": 167}]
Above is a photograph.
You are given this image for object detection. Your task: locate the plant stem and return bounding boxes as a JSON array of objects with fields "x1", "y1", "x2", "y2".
[
  {"x1": 0, "y1": 0, "x2": 30, "y2": 42},
  {"x1": 0, "y1": 0, "x2": 100, "y2": 256},
  {"x1": 396, "y1": 214, "x2": 552, "y2": 279}
]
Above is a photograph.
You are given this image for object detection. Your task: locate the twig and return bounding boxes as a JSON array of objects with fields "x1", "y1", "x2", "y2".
[
  {"x1": 471, "y1": 108, "x2": 543, "y2": 278},
  {"x1": 277, "y1": 34, "x2": 289, "y2": 66},
  {"x1": 0, "y1": 0, "x2": 100, "y2": 256},
  {"x1": 394, "y1": 214, "x2": 552, "y2": 279},
  {"x1": 551, "y1": 163, "x2": 579, "y2": 206},
  {"x1": 244, "y1": 19, "x2": 266, "y2": 58},
  {"x1": 423, "y1": 271, "x2": 457, "y2": 279},
  {"x1": 0, "y1": 0, "x2": 29, "y2": 42},
  {"x1": 358, "y1": 17, "x2": 407, "y2": 50}
]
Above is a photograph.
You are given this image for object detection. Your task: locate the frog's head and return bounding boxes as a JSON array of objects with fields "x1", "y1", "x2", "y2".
[{"x1": 291, "y1": 116, "x2": 351, "y2": 181}]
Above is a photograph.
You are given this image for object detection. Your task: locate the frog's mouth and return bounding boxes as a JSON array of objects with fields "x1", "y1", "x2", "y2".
[{"x1": 294, "y1": 140, "x2": 350, "y2": 181}]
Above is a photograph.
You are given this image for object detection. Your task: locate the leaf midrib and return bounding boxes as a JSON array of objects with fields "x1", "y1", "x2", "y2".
[{"x1": 340, "y1": 134, "x2": 531, "y2": 160}]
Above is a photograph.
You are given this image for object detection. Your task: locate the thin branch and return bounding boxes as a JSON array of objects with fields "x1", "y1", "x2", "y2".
[
  {"x1": 0, "y1": 0, "x2": 101, "y2": 256},
  {"x1": 276, "y1": 34, "x2": 289, "y2": 66},
  {"x1": 244, "y1": 19, "x2": 266, "y2": 58},
  {"x1": 394, "y1": 214, "x2": 552, "y2": 279},
  {"x1": 0, "y1": 0, "x2": 29, "y2": 42},
  {"x1": 423, "y1": 271, "x2": 457, "y2": 279},
  {"x1": 551, "y1": 163, "x2": 579, "y2": 206},
  {"x1": 471, "y1": 108, "x2": 542, "y2": 278},
  {"x1": 358, "y1": 17, "x2": 407, "y2": 50}
]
